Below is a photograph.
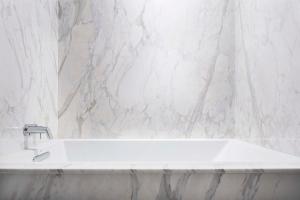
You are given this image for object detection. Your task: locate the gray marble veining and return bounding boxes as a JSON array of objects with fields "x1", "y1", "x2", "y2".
[
  {"x1": 204, "y1": 170, "x2": 225, "y2": 200},
  {"x1": 0, "y1": 1, "x2": 300, "y2": 199},
  {"x1": 233, "y1": 0, "x2": 300, "y2": 156},
  {"x1": 1, "y1": 169, "x2": 300, "y2": 200},
  {"x1": 0, "y1": 0, "x2": 58, "y2": 138},
  {"x1": 239, "y1": 171, "x2": 263, "y2": 200},
  {"x1": 58, "y1": 0, "x2": 236, "y2": 138},
  {"x1": 0, "y1": 0, "x2": 300, "y2": 157},
  {"x1": 155, "y1": 170, "x2": 192, "y2": 200},
  {"x1": 56, "y1": 0, "x2": 300, "y2": 157}
]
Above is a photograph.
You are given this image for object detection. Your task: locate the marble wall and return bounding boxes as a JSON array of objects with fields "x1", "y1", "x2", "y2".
[
  {"x1": 58, "y1": 0, "x2": 236, "y2": 138},
  {"x1": 0, "y1": 0, "x2": 58, "y2": 138},
  {"x1": 57, "y1": 0, "x2": 300, "y2": 155},
  {"x1": 234, "y1": 0, "x2": 300, "y2": 155},
  {"x1": 0, "y1": 0, "x2": 299, "y2": 156}
]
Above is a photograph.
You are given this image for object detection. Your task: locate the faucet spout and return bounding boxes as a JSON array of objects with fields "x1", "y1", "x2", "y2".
[
  {"x1": 23, "y1": 124, "x2": 53, "y2": 138},
  {"x1": 23, "y1": 124, "x2": 53, "y2": 149}
]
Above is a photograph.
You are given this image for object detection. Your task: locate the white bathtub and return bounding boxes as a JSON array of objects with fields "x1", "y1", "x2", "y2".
[
  {"x1": 1, "y1": 139, "x2": 300, "y2": 199},
  {"x1": 1, "y1": 139, "x2": 300, "y2": 170}
]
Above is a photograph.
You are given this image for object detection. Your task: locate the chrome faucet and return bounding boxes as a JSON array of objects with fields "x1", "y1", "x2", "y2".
[
  {"x1": 23, "y1": 124, "x2": 52, "y2": 162},
  {"x1": 23, "y1": 124, "x2": 53, "y2": 149}
]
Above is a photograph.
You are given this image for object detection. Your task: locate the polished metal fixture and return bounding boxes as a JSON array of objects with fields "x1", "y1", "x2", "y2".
[{"x1": 23, "y1": 124, "x2": 52, "y2": 162}]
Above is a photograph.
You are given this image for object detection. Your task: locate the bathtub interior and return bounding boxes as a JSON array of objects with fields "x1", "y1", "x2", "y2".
[
  {"x1": 64, "y1": 140, "x2": 300, "y2": 163},
  {"x1": 0, "y1": 139, "x2": 300, "y2": 169}
]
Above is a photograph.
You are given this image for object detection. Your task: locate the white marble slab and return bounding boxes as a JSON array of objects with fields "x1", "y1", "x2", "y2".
[
  {"x1": 234, "y1": 0, "x2": 300, "y2": 158},
  {"x1": 0, "y1": 169, "x2": 300, "y2": 199},
  {"x1": 1, "y1": 0, "x2": 300, "y2": 159},
  {"x1": 57, "y1": 0, "x2": 300, "y2": 157},
  {"x1": 58, "y1": 0, "x2": 236, "y2": 138},
  {"x1": 0, "y1": 0, "x2": 58, "y2": 138}
]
